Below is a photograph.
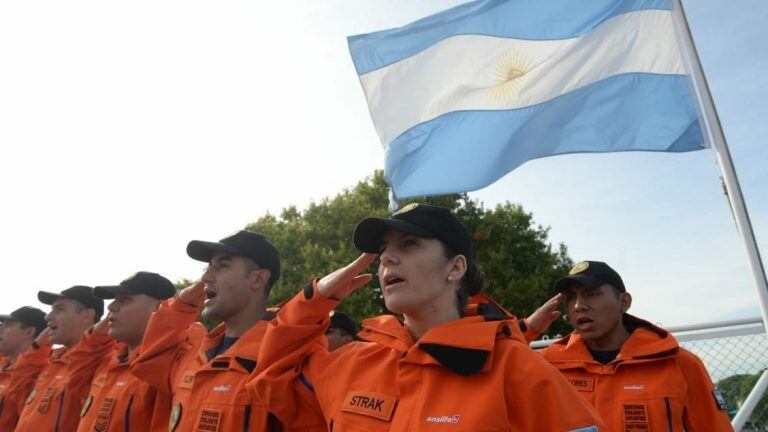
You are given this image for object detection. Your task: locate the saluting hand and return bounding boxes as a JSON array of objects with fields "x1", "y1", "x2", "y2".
[
  {"x1": 317, "y1": 253, "x2": 376, "y2": 301},
  {"x1": 526, "y1": 293, "x2": 564, "y2": 334},
  {"x1": 35, "y1": 326, "x2": 52, "y2": 347},
  {"x1": 178, "y1": 280, "x2": 205, "y2": 307},
  {"x1": 92, "y1": 314, "x2": 111, "y2": 335}
]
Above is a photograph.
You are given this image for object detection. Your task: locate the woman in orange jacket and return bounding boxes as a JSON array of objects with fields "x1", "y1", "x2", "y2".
[{"x1": 250, "y1": 204, "x2": 605, "y2": 431}]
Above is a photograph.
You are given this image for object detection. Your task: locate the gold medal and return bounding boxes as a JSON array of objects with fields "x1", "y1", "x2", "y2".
[
  {"x1": 80, "y1": 394, "x2": 93, "y2": 418},
  {"x1": 25, "y1": 388, "x2": 37, "y2": 405},
  {"x1": 169, "y1": 402, "x2": 182, "y2": 432}
]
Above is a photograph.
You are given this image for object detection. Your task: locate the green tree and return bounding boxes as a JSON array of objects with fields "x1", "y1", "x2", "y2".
[
  {"x1": 245, "y1": 171, "x2": 573, "y2": 337},
  {"x1": 718, "y1": 371, "x2": 768, "y2": 426}
]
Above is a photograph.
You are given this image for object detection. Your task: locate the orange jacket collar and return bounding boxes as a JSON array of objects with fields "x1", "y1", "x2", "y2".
[{"x1": 544, "y1": 314, "x2": 679, "y2": 365}]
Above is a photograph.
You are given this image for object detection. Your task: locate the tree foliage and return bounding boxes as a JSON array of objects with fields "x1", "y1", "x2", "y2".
[
  {"x1": 717, "y1": 371, "x2": 768, "y2": 425},
  {"x1": 244, "y1": 171, "x2": 573, "y2": 336}
]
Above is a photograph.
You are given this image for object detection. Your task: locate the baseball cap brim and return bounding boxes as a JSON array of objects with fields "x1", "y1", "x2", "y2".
[
  {"x1": 0, "y1": 314, "x2": 10, "y2": 322},
  {"x1": 353, "y1": 217, "x2": 435, "y2": 253},
  {"x1": 93, "y1": 285, "x2": 135, "y2": 300},
  {"x1": 186, "y1": 240, "x2": 242, "y2": 263},
  {"x1": 553, "y1": 274, "x2": 603, "y2": 293},
  {"x1": 38, "y1": 291, "x2": 67, "y2": 305}
]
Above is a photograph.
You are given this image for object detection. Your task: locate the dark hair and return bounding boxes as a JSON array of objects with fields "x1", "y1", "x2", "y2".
[
  {"x1": 441, "y1": 244, "x2": 485, "y2": 314},
  {"x1": 71, "y1": 299, "x2": 102, "y2": 323},
  {"x1": 17, "y1": 321, "x2": 44, "y2": 338}
]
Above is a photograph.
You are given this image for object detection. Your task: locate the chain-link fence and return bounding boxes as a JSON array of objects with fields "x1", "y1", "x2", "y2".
[
  {"x1": 531, "y1": 317, "x2": 768, "y2": 431},
  {"x1": 675, "y1": 318, "x2": 768, "y2": 431}
]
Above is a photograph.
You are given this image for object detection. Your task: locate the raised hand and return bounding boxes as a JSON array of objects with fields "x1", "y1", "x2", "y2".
[
  {"x1": 178, "y1": 280, "x2": 205, "y2": 306},
  {"x1": 92, "y1": 314, "x2": 111, "y2": 335},
  {"x1": 317, "y1": 253, "x2": 376, "y2": 301},
  {"x1": 526, "y1": 293, "x2": 564, "y2": 334},
  {"x1": 35, "y1": 326, "x2": 52, "y2": 347}
]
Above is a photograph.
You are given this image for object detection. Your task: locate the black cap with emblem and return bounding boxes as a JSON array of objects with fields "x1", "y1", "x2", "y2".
[
  {"x1": 353, "y1": 203, "x2": 473, "y2": 263},
  {"x1": 553, "y1": 260, "x2": 626, "y2": 293},
  {"x1": 94, "y1": 271, "x2": 176, "y2": 300},
  {"x1": 186, "y1": 230, "x2": 280, "y2": 285},
  {"x1": 0, "y1": 306, "x2": 47, "y2": 336},
  {"x1": 38, "y1": 286, "x2": 104, "y2": 322}
]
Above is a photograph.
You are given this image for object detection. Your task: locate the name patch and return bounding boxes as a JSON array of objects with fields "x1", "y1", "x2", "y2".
[
  {"x1": 341, "y1": 391, "x2": 397, "y2": 421},
  {"x1": 179, "y1": 372, "x2": 195, "y2": 390},
  {"x1": 569, "y1": 377, "x2": 595, "y2": 392},
  {"x1": 196, "y1": 409, "x2": 222, "y2": 432},
  {"x1": 622, "y1": 403, "x2": 649, "y2": 431}
]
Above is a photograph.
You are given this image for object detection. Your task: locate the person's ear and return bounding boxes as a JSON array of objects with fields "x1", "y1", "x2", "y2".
[
  {"x1": 249, "y1": 268, "x2": 271, "y2": 293},
  {"x1": 619, "y1": 292, "x2": 632, "y2": 313},
  {"x1": 447, "y1": 255, "x2": 467, "y2": 282}
]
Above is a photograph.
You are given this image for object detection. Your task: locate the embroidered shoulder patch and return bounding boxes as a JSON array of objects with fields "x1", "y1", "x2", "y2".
[
  {"x1": 341, "y1": 391, "x2": 397, "y2": 421},
  {"x1": 178, "y1": 371, "x2": 195, "y2": 389},
  {"x1": 713, "y1": 389, "x2": 727, "y2": 410}
]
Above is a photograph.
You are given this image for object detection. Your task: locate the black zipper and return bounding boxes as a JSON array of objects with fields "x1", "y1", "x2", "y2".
[
  {"x1": 243, "y1": 405, "x2": 251, "y2": 432},
  {"x1": 124, "y1": 394, "x2": 135, "y2": 432},
  {"x1": 664, "y1": 397, "x2": 674, "y2": 432},
  {"x1": 54, "y1": 384, "x2": 67, "y2": 432}
]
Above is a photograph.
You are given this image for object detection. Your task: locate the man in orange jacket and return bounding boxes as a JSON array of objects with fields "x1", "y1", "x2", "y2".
[
  {"x1": 14, "y1": 286, "x2": 112, "y2": 432},
  {"x1": 131, "y1": 230, "x2": 324, "y2": 432},
  {"x1": 74, "y1": 271, "x2": 177, "y2": 432},
  {"x1": 0, "y1": 306, "x2": 48, "y2": 430},
  {"x1": 526, "y1": 260, "x2": 734, "y2": 432}
]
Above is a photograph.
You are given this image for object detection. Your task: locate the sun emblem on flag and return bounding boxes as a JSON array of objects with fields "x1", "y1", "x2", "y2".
[{"x1": 489, "y1": 50, "x2": 535, "y2": 100}]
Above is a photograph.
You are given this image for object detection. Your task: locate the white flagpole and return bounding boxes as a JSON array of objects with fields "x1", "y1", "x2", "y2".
[{"x1": 670, "y1": 0, "x2": 768, "y2": 427}]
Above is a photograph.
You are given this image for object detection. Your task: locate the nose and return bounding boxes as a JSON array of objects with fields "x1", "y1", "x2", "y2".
[
  {"x1": 573, "y1": 293, "x2": 589, "y2": 312},
  {"x1": 201, "y1": 266, "x2": 215, "y2": 284},
  {"x1": 379, "y1": 245, "x2": 397, "y2": 266},
  {"x1": 107, "y1": 300, "x2": 119, "y2": 313}
]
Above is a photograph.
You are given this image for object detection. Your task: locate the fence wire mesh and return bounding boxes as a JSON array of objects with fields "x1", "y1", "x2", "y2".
[{"x1": 679, "y1": 329, "x2": 768, "y2": 431}]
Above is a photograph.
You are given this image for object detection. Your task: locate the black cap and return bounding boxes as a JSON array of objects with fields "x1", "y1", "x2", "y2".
[
  {"x1": 353, "y1": 203, "x2": 473, "y2": 262},
  {"x1": 0, "y1": 306, "x2": 47, "y2": 336},
  {"x1": 553, "y1": 261, "x2": 626, "y2": 293},
  {"x1": 94, "y1": 272, "x2": 176, "y2": 300},
  {"x1": 329, "y1": 310, "x2": 357, "y2": 336},
  {"x1": 187, "y1": 230, "x2": 280, "y2": 285},
  {"x1": 38, "y1": 286, "x2": 104, "y2": 322}
]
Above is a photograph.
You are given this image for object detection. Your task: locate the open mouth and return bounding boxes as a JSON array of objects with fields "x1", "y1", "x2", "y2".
[
  {"x1": 204, "y1": 288, "x2": 218, "y2": 303},
  {"x1": 575, "y1": 317, "x2": 595, "y2": 330},
  {"x1": 383, "y1": 274, "x2": 405, "y2": 288}
]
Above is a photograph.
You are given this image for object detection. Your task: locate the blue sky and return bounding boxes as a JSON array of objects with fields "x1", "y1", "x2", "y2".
[{"x1": 0, "y1": 0, "x2": 764, "y2": 327}]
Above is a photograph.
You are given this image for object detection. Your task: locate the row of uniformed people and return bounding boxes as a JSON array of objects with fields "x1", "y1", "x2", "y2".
[{"x1": 0, "y1": 203, "x2": 733, "y2": 431}]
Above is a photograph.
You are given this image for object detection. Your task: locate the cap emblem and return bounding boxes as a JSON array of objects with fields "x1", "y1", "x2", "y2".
[
  {"x1": 569, "y1": 261, "x2": 589, "y2": 275},
  {"x1": 393, "y1": 202, "x2": 418, "y2": 216}
]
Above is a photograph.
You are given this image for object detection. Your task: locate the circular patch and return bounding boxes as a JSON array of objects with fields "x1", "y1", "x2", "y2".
[
  {"x1": 25, "y1": 388, "x2": 37, "y2": 405},
  {"x1": 393, "y1": 202, "x2": 418, "y2": 216},
  {"x1": 80, "y1": 394, "x2": 93, "y2": 418},
  {"x1": 169, "y1": 402, "x2": 182, "y2": 432},
  {"x1": 569, "y1": 261, "x2": 589, "y2": 275}
]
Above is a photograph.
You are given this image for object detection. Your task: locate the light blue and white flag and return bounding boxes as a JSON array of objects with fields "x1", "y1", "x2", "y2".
[{"x1": 348, "y1": 0, "x2": 704, "y2": 199}]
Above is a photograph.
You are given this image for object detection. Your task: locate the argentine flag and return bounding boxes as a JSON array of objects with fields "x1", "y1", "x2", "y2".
[{"x1": 349, "y1": 0, "x2": 704, "y2": 199}]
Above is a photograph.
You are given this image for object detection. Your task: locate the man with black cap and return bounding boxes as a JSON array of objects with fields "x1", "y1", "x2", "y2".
[
  {"x1": 132, "y1": 230, "x2": 324, "y2": 432},
  {"x1": 325, "y1": 310, "x2": 358, "y2": 351},
  {"x1": 525, "y1": 260, "x2": 733, "y2": 431},
  {"x1": 74, "y1": 271, "x2": 178, "y2": 432},
  {"x1": 0, "y1": 306, "x2": 48, "y2": 430},
  {"x1": 14, "y1": 286, "x2": 113, "y2": 432}
]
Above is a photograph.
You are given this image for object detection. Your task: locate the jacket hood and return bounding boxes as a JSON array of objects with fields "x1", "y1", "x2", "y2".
[{"x1": 543, "y1": 314, "x2": 679, "y2": 365}]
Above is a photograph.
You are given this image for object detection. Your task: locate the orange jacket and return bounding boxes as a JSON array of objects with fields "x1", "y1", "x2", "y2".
[
  {"x1": 0, "y1": 343, "x2": 51, "y2": 430},
  {"x1": 250, "y1": 281, "x2": 606, "y2": 431},
  {"x1": 14, "y1": 331, "x2": 116, "y2": 432},
  {"x1": 73, "y1": 329, "x2": 170, "y2": 432},
  {"x1": 539, "y1": 315, "x2": 733, "y2": 432},
  {"x1": 131, "y1": 296, "x2": 324, "y2": 432}
]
